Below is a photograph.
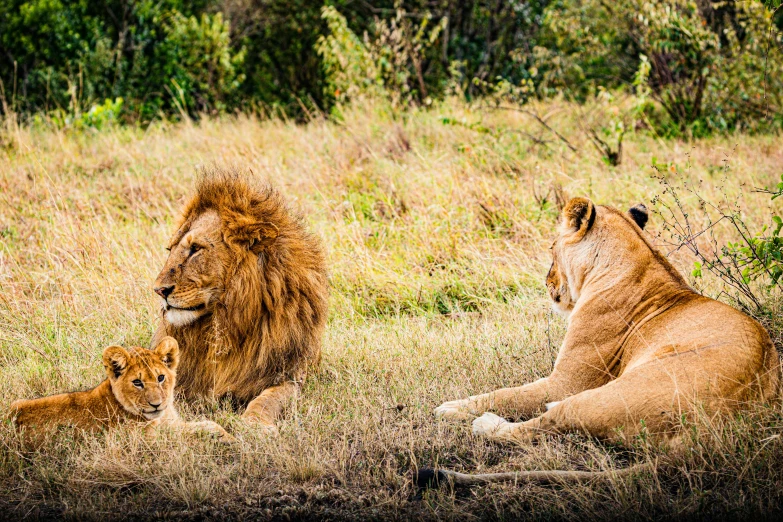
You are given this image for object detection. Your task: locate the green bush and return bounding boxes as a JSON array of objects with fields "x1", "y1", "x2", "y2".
[
  {"x1": 0, "y1": 0, "x2": 236, "y2": 121},
  {"x1": 155, "y1": 12, "x2": 245, "y2": 116},
  {"x1": 535, "y1": 0, "x2": 783, "y2": 135},
  {"x1": 44, "y1": 96, "x2": 123, "y2": 130},
  {"x1": 0, "y1": 0, "x2": 780, "y2": 126},
  {"x1": 316, "y1": 5, "x2": 444, "y2": 111}
]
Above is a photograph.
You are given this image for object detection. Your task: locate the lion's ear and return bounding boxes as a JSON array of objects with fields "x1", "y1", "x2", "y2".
[
  {"x1": 154, "y1": 336, "x2": 180, "y2": 370},
  {"x1": 246, "y1": 221, "x2": 279, "y2": 252},
  {"x1": 225, "y1": 213, "x2": 279, "y2": 251},
  {"x1": 560, "y1": 197, "x2": 596, "y2": 237},
  {"x1": 103, "y1": 345, "x2": 130, "y2": 379},
  {"x1": 628, "y1": 203, "x2": 649, "y2": 230}
]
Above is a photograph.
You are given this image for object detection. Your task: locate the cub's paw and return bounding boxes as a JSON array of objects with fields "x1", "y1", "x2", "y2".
[
  {"x1": 434, "y1": 399, "x2": 475, "y2": 421},
  {"x1": 472, "y1": 412, "x2": 509, "y2": 439}
]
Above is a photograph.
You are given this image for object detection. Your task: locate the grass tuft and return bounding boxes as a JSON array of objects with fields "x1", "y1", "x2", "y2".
[{"x1": 1, "y1": 98, "x2": 782, "y2": 518}]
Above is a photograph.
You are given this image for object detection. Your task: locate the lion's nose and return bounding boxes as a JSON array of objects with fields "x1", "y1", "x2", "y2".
[
  {"x1": 148, "y1": 401, "x2": 162, "y2": 409},
  {"x1": 155, "y1": 285, "x2": 174, "y2": 299}
]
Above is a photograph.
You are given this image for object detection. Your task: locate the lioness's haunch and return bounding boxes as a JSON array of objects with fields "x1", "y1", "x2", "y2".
[
  {"x1": 436, "y1": 197, "x2": 780, "y2": 445},
  {"x1": 151, "y1": 168, "x2": 328, "y2": 432},
  {"x1": 9, "y1": 337, "x2": 234, "y2": 443}
]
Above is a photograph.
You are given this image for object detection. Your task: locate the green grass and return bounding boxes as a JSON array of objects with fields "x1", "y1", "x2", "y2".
[{"x1": 1, "y1": 98, "x2": 783, "y2": 519}]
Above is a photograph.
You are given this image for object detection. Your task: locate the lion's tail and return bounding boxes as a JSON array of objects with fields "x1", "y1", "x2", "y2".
[{"x1": 415, "y1": 463, "x2": 651, "y2": 489}]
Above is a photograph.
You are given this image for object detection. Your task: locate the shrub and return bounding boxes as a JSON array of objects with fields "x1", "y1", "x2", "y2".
[
  {"x1": 155, "y1": 12, "x2": 245, "y2": 117},
  {"x1": 653, "y1": 170, "x2": 783, "y2": 311},
  {"x1": 316, "y1": 5, "x2": 444, "y2": 111},
  {"x1": 535, "y1": 0, "x2": 783, "y2": 135},
  {"x1": 0, "y1": 1, "x2": 236, "y2": 121}
]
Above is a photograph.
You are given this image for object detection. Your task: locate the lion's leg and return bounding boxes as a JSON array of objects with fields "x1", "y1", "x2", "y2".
[
  {"x1": 149, "y1": 407, "x2": 237, "y2": 444},
  {"x1": 241, "y1": 381, "x2": 299, "y2": 432},
  {"x1": 435, "y1": 372, "x2": 583, "y2": 422},
  {"x1": 472, "y1": 369, "x2": 685, "y2": 445},
  {"x1": 175, "y1": 420, "x2": 237, "y2": 444}
]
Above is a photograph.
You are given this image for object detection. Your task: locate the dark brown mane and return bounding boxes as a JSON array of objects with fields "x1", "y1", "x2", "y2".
[{"x1": 160, "y1": 166, "x2": 328, "y2": 405}]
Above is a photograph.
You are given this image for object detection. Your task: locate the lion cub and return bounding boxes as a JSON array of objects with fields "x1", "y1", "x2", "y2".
[{"x1": 9, "y1": 337, "x2": 234, "y2": 443}]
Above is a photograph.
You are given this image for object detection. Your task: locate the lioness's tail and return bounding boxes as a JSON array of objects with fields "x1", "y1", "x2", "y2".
[{"x1": 415, "y1": 464, "x2": 651, "y2": 489}]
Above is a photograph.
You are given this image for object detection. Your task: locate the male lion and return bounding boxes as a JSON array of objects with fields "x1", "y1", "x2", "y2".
[
  {"x1": 10, "y1": 337, "x2": 234, "y2": 443},
  {"x1": 151, "y1": 168, "x2": 328, "y2": 432},
  {"x1": 436, "y1": 197, "x2": 780, "y2": 446}
]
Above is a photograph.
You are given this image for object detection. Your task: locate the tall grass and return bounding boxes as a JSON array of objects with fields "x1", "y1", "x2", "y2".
[{"x1": 1, "y1": 98, "x2": 782, "y2": 519}]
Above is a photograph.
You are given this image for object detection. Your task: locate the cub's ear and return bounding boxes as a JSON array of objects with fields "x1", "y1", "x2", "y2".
[
  {"x1": 154, "y1": 336, "x2": 180, "y2": 370},
  {"x1": 103, "y1": 346, "x2": 130, "y2": 379},
  {"x1": 628, "y1": 203, "x2": 649, "y2": 230},
  {"x1": 225, "y1": 212, "x2": 279, "y2": 252},
  {"x1": 560, "y1": 197, "x2": 596, "y2": 237}
]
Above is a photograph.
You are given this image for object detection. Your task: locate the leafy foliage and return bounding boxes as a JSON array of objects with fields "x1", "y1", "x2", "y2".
[
  {"x1": 317, "y1": 5, "x2": 444, "y2": 111},
  {"x1": 0, "y1": 0, "x2": 781, "y2": 129},
  {"x1": 536, "y1": 0, "x2": 783, "y2": 135},
  {"x1": 653, "y1": 168, "x2": 783, "y2": 310}
]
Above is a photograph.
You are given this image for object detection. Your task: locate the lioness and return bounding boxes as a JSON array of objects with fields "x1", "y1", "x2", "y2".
[
  {"x1": 151, "y1": 168, "x2": 328, "y2": 433},
  {"x1": 436, "y1": 197, "x2": 780, "y2": 445},
  {"x1": 10, "y1": 337, "x2": 234, "y2": 443}
]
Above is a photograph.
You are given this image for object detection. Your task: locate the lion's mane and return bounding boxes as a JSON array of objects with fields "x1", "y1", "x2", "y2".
[{"x1": 158, "y1": 168, "x2": 328, "y2": 405}]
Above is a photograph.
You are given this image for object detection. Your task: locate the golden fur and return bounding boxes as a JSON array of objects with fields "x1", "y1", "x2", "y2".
[
  {"x1": 10, "y1": 338, "x2": 234, "y2": 442},
  {"x1": 436, "y1": 197, "x2": 780, "y2": 444},
  {"x1": 152, "y1": 167, "x2": 328, "y2": 430}
]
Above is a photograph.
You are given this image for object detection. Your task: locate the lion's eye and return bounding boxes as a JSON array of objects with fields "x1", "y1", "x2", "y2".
[
  {"x1": 189, "y1": 244, "x2": 202, "y2": 257},
  {"x1": 158, "y1": 374, "x2": 165, "y2": 383},
  {"x1": 132, "y1": 379, "x2": 144, "y2": 388}
]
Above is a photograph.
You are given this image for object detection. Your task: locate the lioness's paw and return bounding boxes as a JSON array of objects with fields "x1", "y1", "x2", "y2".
[
  {"x1": 434, "y1": 399, "x2": 474, "y2": 421},
  {"x1": 472, "y1": 412, "x2": 509, "y2": 438}
]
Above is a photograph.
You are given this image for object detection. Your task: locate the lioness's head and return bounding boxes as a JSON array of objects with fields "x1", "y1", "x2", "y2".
[
  {"x1": 153, "y1": 172, "x2": 281, "y2": 327},
  {"x1": 103, "y1": 337, "x2": 179, "y2": 420},
  {"x1": 546, "y1": 197, "x2": 649, "y2": 315}
]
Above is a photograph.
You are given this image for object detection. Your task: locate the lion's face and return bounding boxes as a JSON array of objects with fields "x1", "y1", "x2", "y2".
[
  {"x1": 154, "y1": 211, "x2": 231, "y2": 327},
  {"x1": 103, "y1": 337, "x2": 179, "y2": 420},
  {"x1": 546, "y1": 198, "x2": 648, "y2": 316}
]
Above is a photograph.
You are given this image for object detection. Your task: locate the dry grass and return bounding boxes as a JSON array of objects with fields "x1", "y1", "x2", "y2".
[{"x1": 1, "y1": 98, "x2": 783, "y2": 520}]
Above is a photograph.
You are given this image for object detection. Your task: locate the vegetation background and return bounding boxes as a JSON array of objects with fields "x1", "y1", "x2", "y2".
[{"x1": 1, "y1": 0, "x2": 783, "y2": 519}]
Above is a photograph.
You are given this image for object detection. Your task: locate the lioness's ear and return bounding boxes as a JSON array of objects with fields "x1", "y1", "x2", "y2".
[
  {"x1": 154, "y1": 336, "x2": 180, "y2": 370},
  {"x1": 560, "y1": 197, "x2": 596, "y2": 237},
  {"x1": 628, "y1": 203, "x2": 649, "y2": 230},
  {"x1": 103, "y1": 346, "x2": 130, "y2": 379}
]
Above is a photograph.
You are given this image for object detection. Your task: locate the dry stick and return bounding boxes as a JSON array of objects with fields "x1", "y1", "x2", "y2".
[
  {"x1": 485, "y1": 105, "x2": 578, "y2": 152},
  {"x1": 415, "y1": 463, "x2": 652, "y2": 489}
]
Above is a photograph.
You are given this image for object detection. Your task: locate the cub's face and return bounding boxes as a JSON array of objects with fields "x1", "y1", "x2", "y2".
[
  {"x1": 153, "y1": 211, "x2": 231, "y2": 327},
  {"x1": 103, "y1": 337, "x2": 180, "y2": 420}
]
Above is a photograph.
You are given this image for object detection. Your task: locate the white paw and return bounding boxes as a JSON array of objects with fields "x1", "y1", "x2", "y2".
[
  {"x1": 472, "y1": 412, "x2": 509, "y2": 437},
  {"x1": 434, "y1": 399, "x2": 474, "y2": 421}
]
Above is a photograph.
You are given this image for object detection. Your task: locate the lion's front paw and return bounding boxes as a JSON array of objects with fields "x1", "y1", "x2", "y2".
[
  {"x1": 472, "y1": 412, "x2": 510, "y2": 439},
  {"x1": 184, "y1": 420, "x2": 238, "y2": 444},
  {"x1": 240, "y1": 412, "x2": 280, "y2": 436},
  {"x1": 434, "y1": 399, "x2": 476, "y2": 421}
]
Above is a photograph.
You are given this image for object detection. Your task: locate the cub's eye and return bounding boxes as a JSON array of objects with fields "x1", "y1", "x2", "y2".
[
  {"x1": 157, "y1": 374, "x2": 165, "y2": 383},
  {"x1": 132, "y1": 379, "x2": 144, "y2": 388},
  {"x1": 188, "y1": 244, "x2": 202, "y2": 257}
]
